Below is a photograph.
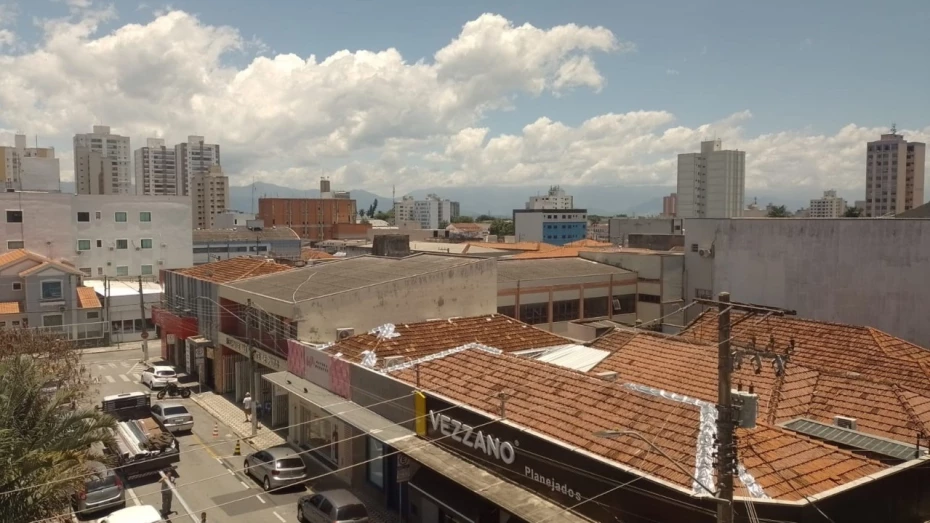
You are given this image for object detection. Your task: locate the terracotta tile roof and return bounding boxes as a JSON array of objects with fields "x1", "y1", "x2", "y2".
[
  {"x1": 507, "y1": 247, "x2": 588, "y2": 259},
  {"x1": 18, "y1": 260, "x2": 84, "y2": 277},
  {"x1": 589, "y1": 329, "x2": 930, "y2": 444},
  {"x1": 467, "y1": 241, "x2": 558, "y2": 252},
  {"x1": 76, "y1": 287, "x2": 102, "y2": 309},
  {"x1": 0, "y1": 249, "x2": 30, "y2": 268},
  {"x1": 330, "y1": 314, "x2": 571, "y2": 365},
  {"x1": 448, "y1": 222, "x2": 484, "y2": 232},
  {"x1": 175, "y1": 257, "x2": 293, "y2": 284},
  {"x1": 564, "y1": 239, "x2": 614, "y2": 248},
  {"x1": 682, "y1": 311, "x2": 930, "y2": 394},
  {"x1": 389, "y1": 349, "x2": 885, "y2": 501},
  {"x1": 301, "y1": 248, "x2": 336, "y2": 261},
  {"x1": 0, "y1": 302, "x2": 22, "y2": 315}
]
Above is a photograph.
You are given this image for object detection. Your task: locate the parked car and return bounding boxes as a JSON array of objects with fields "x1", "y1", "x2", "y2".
[
  {"x1": 297, "y1": 489, "x2": 368, "y2": 523},
  {"x1": 72, "y1": 460, "x2": 126, "y2": 516},
  {"x1": 243, "y1": 445, "x2": 307, "y2": 492},
  {"x1": 95, "y1": 504, "x2": 164, "y2": 523},
  {"x1": 141, "y1": 366, "x2": 178, "y2": 389},
  {"x1": 150, "y1": 402, "x2": 194, "y2": 433}
]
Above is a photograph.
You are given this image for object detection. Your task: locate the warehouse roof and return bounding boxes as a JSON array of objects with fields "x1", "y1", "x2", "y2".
[
  {"x1": 193, "y1": 226, "x2": 300, "y2": 243},
  {"x1": 497, "y1": 257, "x2": 632, "y2": 281}
]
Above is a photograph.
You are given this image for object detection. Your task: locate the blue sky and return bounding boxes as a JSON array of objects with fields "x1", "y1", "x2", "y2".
[{"x1": 1, "y1": 0, "x2": 928, "y2": 198}]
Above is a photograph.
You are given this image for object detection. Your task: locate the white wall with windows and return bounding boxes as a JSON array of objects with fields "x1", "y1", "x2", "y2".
[
  {"x1": 0, "y1": 192, "x2": 192, "y2": 278},
  {"x1": 86, "y1": 280, "x2": 159, "y2": 342}
]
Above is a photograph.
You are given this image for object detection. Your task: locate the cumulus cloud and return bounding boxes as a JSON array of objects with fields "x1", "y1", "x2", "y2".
[{"x1": 0, "y1": 7, "x2": 924, "y2": 198}]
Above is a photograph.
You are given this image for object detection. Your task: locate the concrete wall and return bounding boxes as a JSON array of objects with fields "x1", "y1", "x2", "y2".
[
  {"x1": 192, "y1": 238, "x2": 300, "y2": 264},
  {"x1": 628, "y1": 233, "x2": 685, "y2": 251},
  {"x1": 608, "y1": 218, "x2": 683, "y2": 246},
  {"x1": 683, "y1": 218, "x2": 930, "y2": 345}
]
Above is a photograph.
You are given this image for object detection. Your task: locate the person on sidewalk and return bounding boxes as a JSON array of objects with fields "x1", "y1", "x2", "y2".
[
  {"x1": 243, "y1": 392, "x2": 252, "y2": 422},
  {"x1": 160, "y1": 474, "x2": 174, "y2": 518}
]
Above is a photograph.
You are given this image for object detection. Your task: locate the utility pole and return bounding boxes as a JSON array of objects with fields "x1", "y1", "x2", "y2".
[
  {"x1": 246, "y1": 299, "x2": 258, "y2": 437},
  {"x1": 138, "y1": 276, "x2": 149, "y2": 363},
  {"x1": 695, "y1": 294, "x2": 796, "y2": 523}
]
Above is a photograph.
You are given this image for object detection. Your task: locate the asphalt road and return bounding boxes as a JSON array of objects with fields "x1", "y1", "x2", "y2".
[{"x1": 80, "y1": 348, "x2": 307, "y2": 523}]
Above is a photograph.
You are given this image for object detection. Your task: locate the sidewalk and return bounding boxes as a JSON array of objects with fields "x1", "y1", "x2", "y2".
[
  {"x1": 190, "y1": 391, "x2": 286, "y2": 450},
  {"x1": 79, "y1": 340, "x2": 148, "y2": 355}
]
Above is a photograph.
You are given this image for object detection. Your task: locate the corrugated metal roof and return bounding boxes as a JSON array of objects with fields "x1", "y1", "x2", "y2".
[
  {"x1": 497, "y1": 258, "x2": 631, "y2": 281},
  {"x1": 533, "y1": 344, "x2": 612, "y2": 372}
]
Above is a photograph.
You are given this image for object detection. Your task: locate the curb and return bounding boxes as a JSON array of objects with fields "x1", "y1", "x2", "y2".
[
  {"x1": 79, "y1": 344, "x2": 144, "y2": 355},
  {"x1": 190, "y1": 393, "x2": 255, "y2": 445}
]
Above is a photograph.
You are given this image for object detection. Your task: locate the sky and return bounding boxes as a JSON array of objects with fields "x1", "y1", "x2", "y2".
[{"x1": 0, "y1": 0, "x2": 928, "y2": 202}]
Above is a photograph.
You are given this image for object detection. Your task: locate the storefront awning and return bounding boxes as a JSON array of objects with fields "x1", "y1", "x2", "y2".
[{"x1": 263, "y1": 371, "x2": 591, "y2": 523}]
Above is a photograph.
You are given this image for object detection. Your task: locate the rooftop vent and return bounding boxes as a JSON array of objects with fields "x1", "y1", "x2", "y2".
[
  {"x1": 731, "y1": 389, "x2": 759, "y2": 429},
  {"x1": 593, "y1": 371, "x2": 618, "y2": 382},
  {"x1": 834, "y1": 415, "x2": 858, "y2": 430},
  {"x1": 382, "y1": 356, "x2": 405, "y2": 367}
]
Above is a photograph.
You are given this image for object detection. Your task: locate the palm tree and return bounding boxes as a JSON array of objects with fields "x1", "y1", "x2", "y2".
[{"x1": 0, "y1": 332, "x2": 116, "y2": 522}]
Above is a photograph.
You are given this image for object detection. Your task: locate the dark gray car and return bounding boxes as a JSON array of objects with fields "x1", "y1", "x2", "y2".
[
  {"x1": 72, "y1": 460, "x2": 125, "y2": 515},
  {"x1": 243, "y1": 445, "x2": 307, "y2": 492},
  {"x1": 297, "y1": 489, "x2": 368, "y2": 523}
]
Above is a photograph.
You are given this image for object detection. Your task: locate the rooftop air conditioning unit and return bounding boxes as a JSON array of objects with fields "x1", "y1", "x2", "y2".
[
  {"x1": 108, "y1": 246, "x2": 114, "y2": 251},
  {"x1": 157, "y1": 259, "x2": 164, "y2": 265},
  {"x1": 834, "y1": 415, "x2": 858, "y2": 430},
  {"x1": 336, "y1": 327, "x2": 355, "y2": 340},
  {"x1": 698, "y1": 246, "x2": 714, "y2": 258}
]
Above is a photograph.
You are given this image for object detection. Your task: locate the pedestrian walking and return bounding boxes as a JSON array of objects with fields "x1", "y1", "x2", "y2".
[
  {"x1": 243, "y1": 392, "x2": 252, "y2": 422},
  {"x1": 201, "y1": 512, "x2": 207, "y2": 523},
  {"x1": 160, "y1": 474, "x2": 174, "y2": 518}
]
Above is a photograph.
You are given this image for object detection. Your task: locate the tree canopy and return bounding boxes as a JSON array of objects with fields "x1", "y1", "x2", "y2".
[
  {"x1": 843, "y1": 207, "x2": 863, "y2": 217},
  {"x1": 489, "y1": 219, "x2": 515, "y2": 237},
  {"x1": 766, "y1": 205, "x2": 791, "y2": 218}
]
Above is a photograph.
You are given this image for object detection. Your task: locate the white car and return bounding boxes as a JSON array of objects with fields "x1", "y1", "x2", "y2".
[
  {"x1": 141, "y1": 365, "x2": 178, "y2": 389},
  {"x1": 96, "y1": 504, "x2": 164, "y2": 523}
]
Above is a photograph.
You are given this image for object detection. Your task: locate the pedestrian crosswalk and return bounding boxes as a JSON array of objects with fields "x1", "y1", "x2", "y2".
[{"x1": 89, "y1": 359, "x2": 146, "y2": 391}]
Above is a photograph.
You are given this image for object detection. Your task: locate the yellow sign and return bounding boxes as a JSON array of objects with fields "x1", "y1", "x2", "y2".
[{"x1": 414, "y1": 391, "x2": 427, "y2": 436}]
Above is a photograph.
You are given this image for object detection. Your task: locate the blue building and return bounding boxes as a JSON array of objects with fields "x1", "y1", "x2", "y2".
[{"x1": 513, "y1": 209, "x2": 588, "y2": 246}]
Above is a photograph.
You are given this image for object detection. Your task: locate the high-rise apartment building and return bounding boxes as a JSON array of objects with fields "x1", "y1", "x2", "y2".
[
  {"x1": 191, "y1": 164, "x2": 230, "y2": 229},
  {"x1": 176, "y1": 135, "x2": 220, "y2": 196},
  {"x1": 1, "y1": 134, "x2": 60, "y2": 192},
  {"x1": 134, "y1": 138, "x2": 179, "y2": 196},
  {"x1": 394, "y1": 194, "x2": 460, "y2": 229},
  {"x1": 676, "y1": 139, "x2": 745, "y2": 218},
  {"x1": 809, "y1": 190, "x2": 847, "y2": 218},
  {"x1": 662, "y1": 193, "x2": 677, "y2": 217},
  {"x1": 526, "y1": 186, "x2": 573, "y2": 210},
  {"x1": 74, "y1": 126, "x2": 131, "y2": 195},
  {"x1": 864, "y1": 130, "x2": 926, "y2": 217}
]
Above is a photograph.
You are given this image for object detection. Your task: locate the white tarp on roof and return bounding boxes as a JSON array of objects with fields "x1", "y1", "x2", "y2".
[{"x1": 532, "y1": 344, "x2": 611, "y2": 372}]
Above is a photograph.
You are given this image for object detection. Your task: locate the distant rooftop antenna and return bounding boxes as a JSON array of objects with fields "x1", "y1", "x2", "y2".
[{"x1": 891, "y1": 123, "x2": 897, "y2": 134}]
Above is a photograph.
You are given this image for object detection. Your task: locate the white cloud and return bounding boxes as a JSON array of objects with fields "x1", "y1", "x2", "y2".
[
  {"x1": 0, "y1": 8, "x2": 924, "y2": 199},
  {"x1": 665, "y1": 68, "x2": 679, "y2": 76}
]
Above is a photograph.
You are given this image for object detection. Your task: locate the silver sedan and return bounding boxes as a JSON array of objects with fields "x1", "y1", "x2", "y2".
[
  {"x1": 150, "y1": 403, "x2": 194, "y2": 433},
  {"x1": 243, "y1": 445, "x2": 308, "y2": 492}
]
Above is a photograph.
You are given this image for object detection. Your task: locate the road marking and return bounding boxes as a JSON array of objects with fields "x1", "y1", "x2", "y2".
[
  {"x1": 105, "y1": 375, "x2": 116, "y2": 383},
  {"x1": 256, "y1": 495, "x2": 266, "y2": 504},
  {"x1": 119, "y1": 374, "x2": 130, "y2": 382},
  {"x1": 127, "y1": 486, "x2": 141, "y2": 506},
  {"x1": 108, "y1": 362, "x2": 117, "y2": 368},
  {"x1": 240, "y1": 480, "x2": 250, "y2": 489},
  {"x1": 96, "y1": 365, "x2": 106, "y2": 371},
  {"x1": 120, "y1": 361, "x2": 130, "y2": 367},
  {"x1": 132, "y1": 373, "x2": 141, "y2": 380},
  {"x1": 159, "y1": 471, "x2": 200, "y2": 523},
  {"x1": 273, "y1": 511, "x2": 286, "y2": 522}
]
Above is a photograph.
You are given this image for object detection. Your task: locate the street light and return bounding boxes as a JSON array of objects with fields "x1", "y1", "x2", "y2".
[{"x1": 593, "y1": 429, "x2": 720, "y2": 501}]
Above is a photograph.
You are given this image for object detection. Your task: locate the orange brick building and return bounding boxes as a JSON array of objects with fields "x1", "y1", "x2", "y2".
[{"x1": 257, "y1": 197, "x2": 368, "y2": 241}]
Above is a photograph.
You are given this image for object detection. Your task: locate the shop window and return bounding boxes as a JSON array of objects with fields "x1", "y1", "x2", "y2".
[{"x1": 366, "y1": 437, "x2": 384, "y2": 489}]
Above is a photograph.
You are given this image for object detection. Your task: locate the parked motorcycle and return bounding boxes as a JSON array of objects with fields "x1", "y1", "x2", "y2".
[{"x1": 156, "y1": 382, "x2": 191, "y2": 399}]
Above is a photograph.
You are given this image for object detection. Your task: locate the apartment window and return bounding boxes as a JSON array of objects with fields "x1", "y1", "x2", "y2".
[
  {"x1": 77, "y1": 212, "x2": 90, "y2": 222},
  {"x1": 79, "y1": 267, "x2": 92, "y2": 276},
  {"x1": 552, "y1": 299, "x2": 580, "y2": 323},
  {"x1": 139, "y1": 212, "x2": 152, "y2": 222},
  {"x1": 638, "y1": 293, "x2": 662, "y2": 304},
  {"x1": 86, "y1": 311, "x2": 99, "y2": 320},
  {"x1": 7, "y1": 240, "x2": 24, "y2": 249},
  {"x1": 613, "y1": 294, "x2": 636, "y2": 314},
  {"x1": 95, "y1": 211, "x2": 102, "y2": 220},
  {"x1": 41, "y1": 280, "x2": 63, "y2": 301},
  {"x1": 11, "y1": 282, "x2": 22, "y2": 291},
  {"x1": 6, "y1": 210, "x2": 23, "y2": 223},
  {"x1": 691, "y1": 243, "x2": 699, "y2": 252},
  {"x1": 695, "y1": 288, "x2": 713, "y2": 300},
  {"x1": 77, "y1": 240, "x2": 91, "y2": 251},
  {"x1": 140, "y1": 238, "x2": 153, "y2": 249},
  {"x1": 42, "y1": 314, "x2": 64, "y2": 328},
  {"x1": 141, "y1": 265, "x2": 153, "y2": 276},
  {"x1": 116, "y1": 266, "x2": 129, "y2": 277},
  {"x1": 96, "y1": 240, "x2": 102, "y2": 248},
  {"x1": 96, "y1": 267, "x2": 103, "y2": 276},
  {"x1": 519, "y1": 303, "x2": 548, "y2": 325},
  {"x1": 116, "y1": 239, "x2": 128, "y2": 250},
  {"x1": 115, "y1": 212, "x2": 127, "y2": 222},
  {"x1": 583, "y1": 297, "x2": 608, "y2": 318}
]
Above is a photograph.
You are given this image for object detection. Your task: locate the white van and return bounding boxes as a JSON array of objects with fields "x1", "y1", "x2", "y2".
[{"x1": 96, "y1": 505, "x2": 164, "y2": 523}]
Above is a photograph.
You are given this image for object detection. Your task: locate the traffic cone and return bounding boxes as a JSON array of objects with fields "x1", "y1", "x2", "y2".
[
  {"x1": 212, "y1": 422, "x2": 219, "y2": 438},
  {"x1": 233, "y1": 440, "x2": 241, "y2": 456}
]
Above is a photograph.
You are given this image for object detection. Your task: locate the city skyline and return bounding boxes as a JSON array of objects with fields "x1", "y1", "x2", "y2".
[{"x1": 0, "y1": 1, "x2": 927, "y2": 200}]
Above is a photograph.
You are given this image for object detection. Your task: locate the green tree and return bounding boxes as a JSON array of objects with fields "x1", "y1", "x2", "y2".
[
  {"x1": 476, "y1": 214, "x2": 495, "y2": 222},
  {"x1": 357, "y1": 209, "x2": 365, "y2": 218},
  {"x1": 373, "y1": 209, "x2": 394, "y2": 221},
  {"x1": 453, "y1": 216, "x2": 475, "y2": 223},
  {"x1": 843, "y1": 207, "x2": 862, "y2": 217},
  {"x1": 438, "y1": 220, "x2": 450, "y2": 229},
  {"x1": 0, "y1": 330, "x2": 116, "y2": 522},
  {"x1": 766, "y1": 205, "x2": 790, "y2": 218},
  {"x1": 588, "y1": 214, "x2": 602, "y2": 225},
  {"x1": 489, "y1": 219, "x2": 515, "y2": 237},
  {"x1": 366, "y1": 199, "x2": 379, "y2": 218}
]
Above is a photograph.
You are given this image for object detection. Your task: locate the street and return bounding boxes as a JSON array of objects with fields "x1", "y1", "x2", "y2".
[{"x1": 80, "y1": 347, "x2": 307, "y2": 523}]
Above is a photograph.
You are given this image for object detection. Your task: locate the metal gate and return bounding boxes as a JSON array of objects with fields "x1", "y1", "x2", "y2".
[
  {"x1": 234, "y1": 359, "x2": 250, "y2": 401},
  {"x1": 271, "y1": 387, "x2": 288, "y2": 428}
]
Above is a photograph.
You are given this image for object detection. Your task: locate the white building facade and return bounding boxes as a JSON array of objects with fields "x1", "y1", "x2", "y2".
[
  {"x1": 393, "y1": 195, "x2": 460, "y2": 229},
  {"x1": 526, "y1": 186, "x2": 573, "y2": 210},
  {"x1": 74, "y1": 125, "x2": 132, "y2": 195},
  {"x1": 134, "y1": 138, "x2": 179, "y2": 196},
  {"x1": 176, "y1": 135, "x2": 221, "y2": 196},
  {"x1": 809, "y1": 190, "x2": 847, "y2": 218},
  {"x1": 864, "y1": 131, "x2": 926, "y2": 217},
  {"x1": 1, "y1": 192, "x2": 192, "y2": 278},
  {"x1": 513, "y1": 209, "x2": 588, "y2": 245},
  {"x1": 0, "y1": 134, "x2": 60, "y2": 192},
  {"x1": 676, "y1": 139, "x2": 745, "y2": 218}
]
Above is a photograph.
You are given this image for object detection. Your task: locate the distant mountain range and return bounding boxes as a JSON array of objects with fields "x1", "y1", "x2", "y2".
[{"x1": 58, "y1": 181, "x2": 817, "y2": 217}]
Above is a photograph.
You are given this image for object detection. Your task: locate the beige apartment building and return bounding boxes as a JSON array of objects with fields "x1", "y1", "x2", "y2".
[
  {"x1": 134, "y1": 138, "x2": 179, "y2": 196},
  {"x1": 177, "y1": 135, "x2": 221, "y2": 196},
  {"x1": 192, "y1": 164, "x2": 229, "y2": 229},
  {"x1": 0, "y1": 134, "x2": 60, "y2": 192},
  {"x1": 865, "y1": 130, "x2": 926, "y2": 217},
  {"x1": 809, "y1": 190, "x2": 846, "y2": 218},
  {"x1": 74, "y1": 125, "x2": 132, "y2": 195}
]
